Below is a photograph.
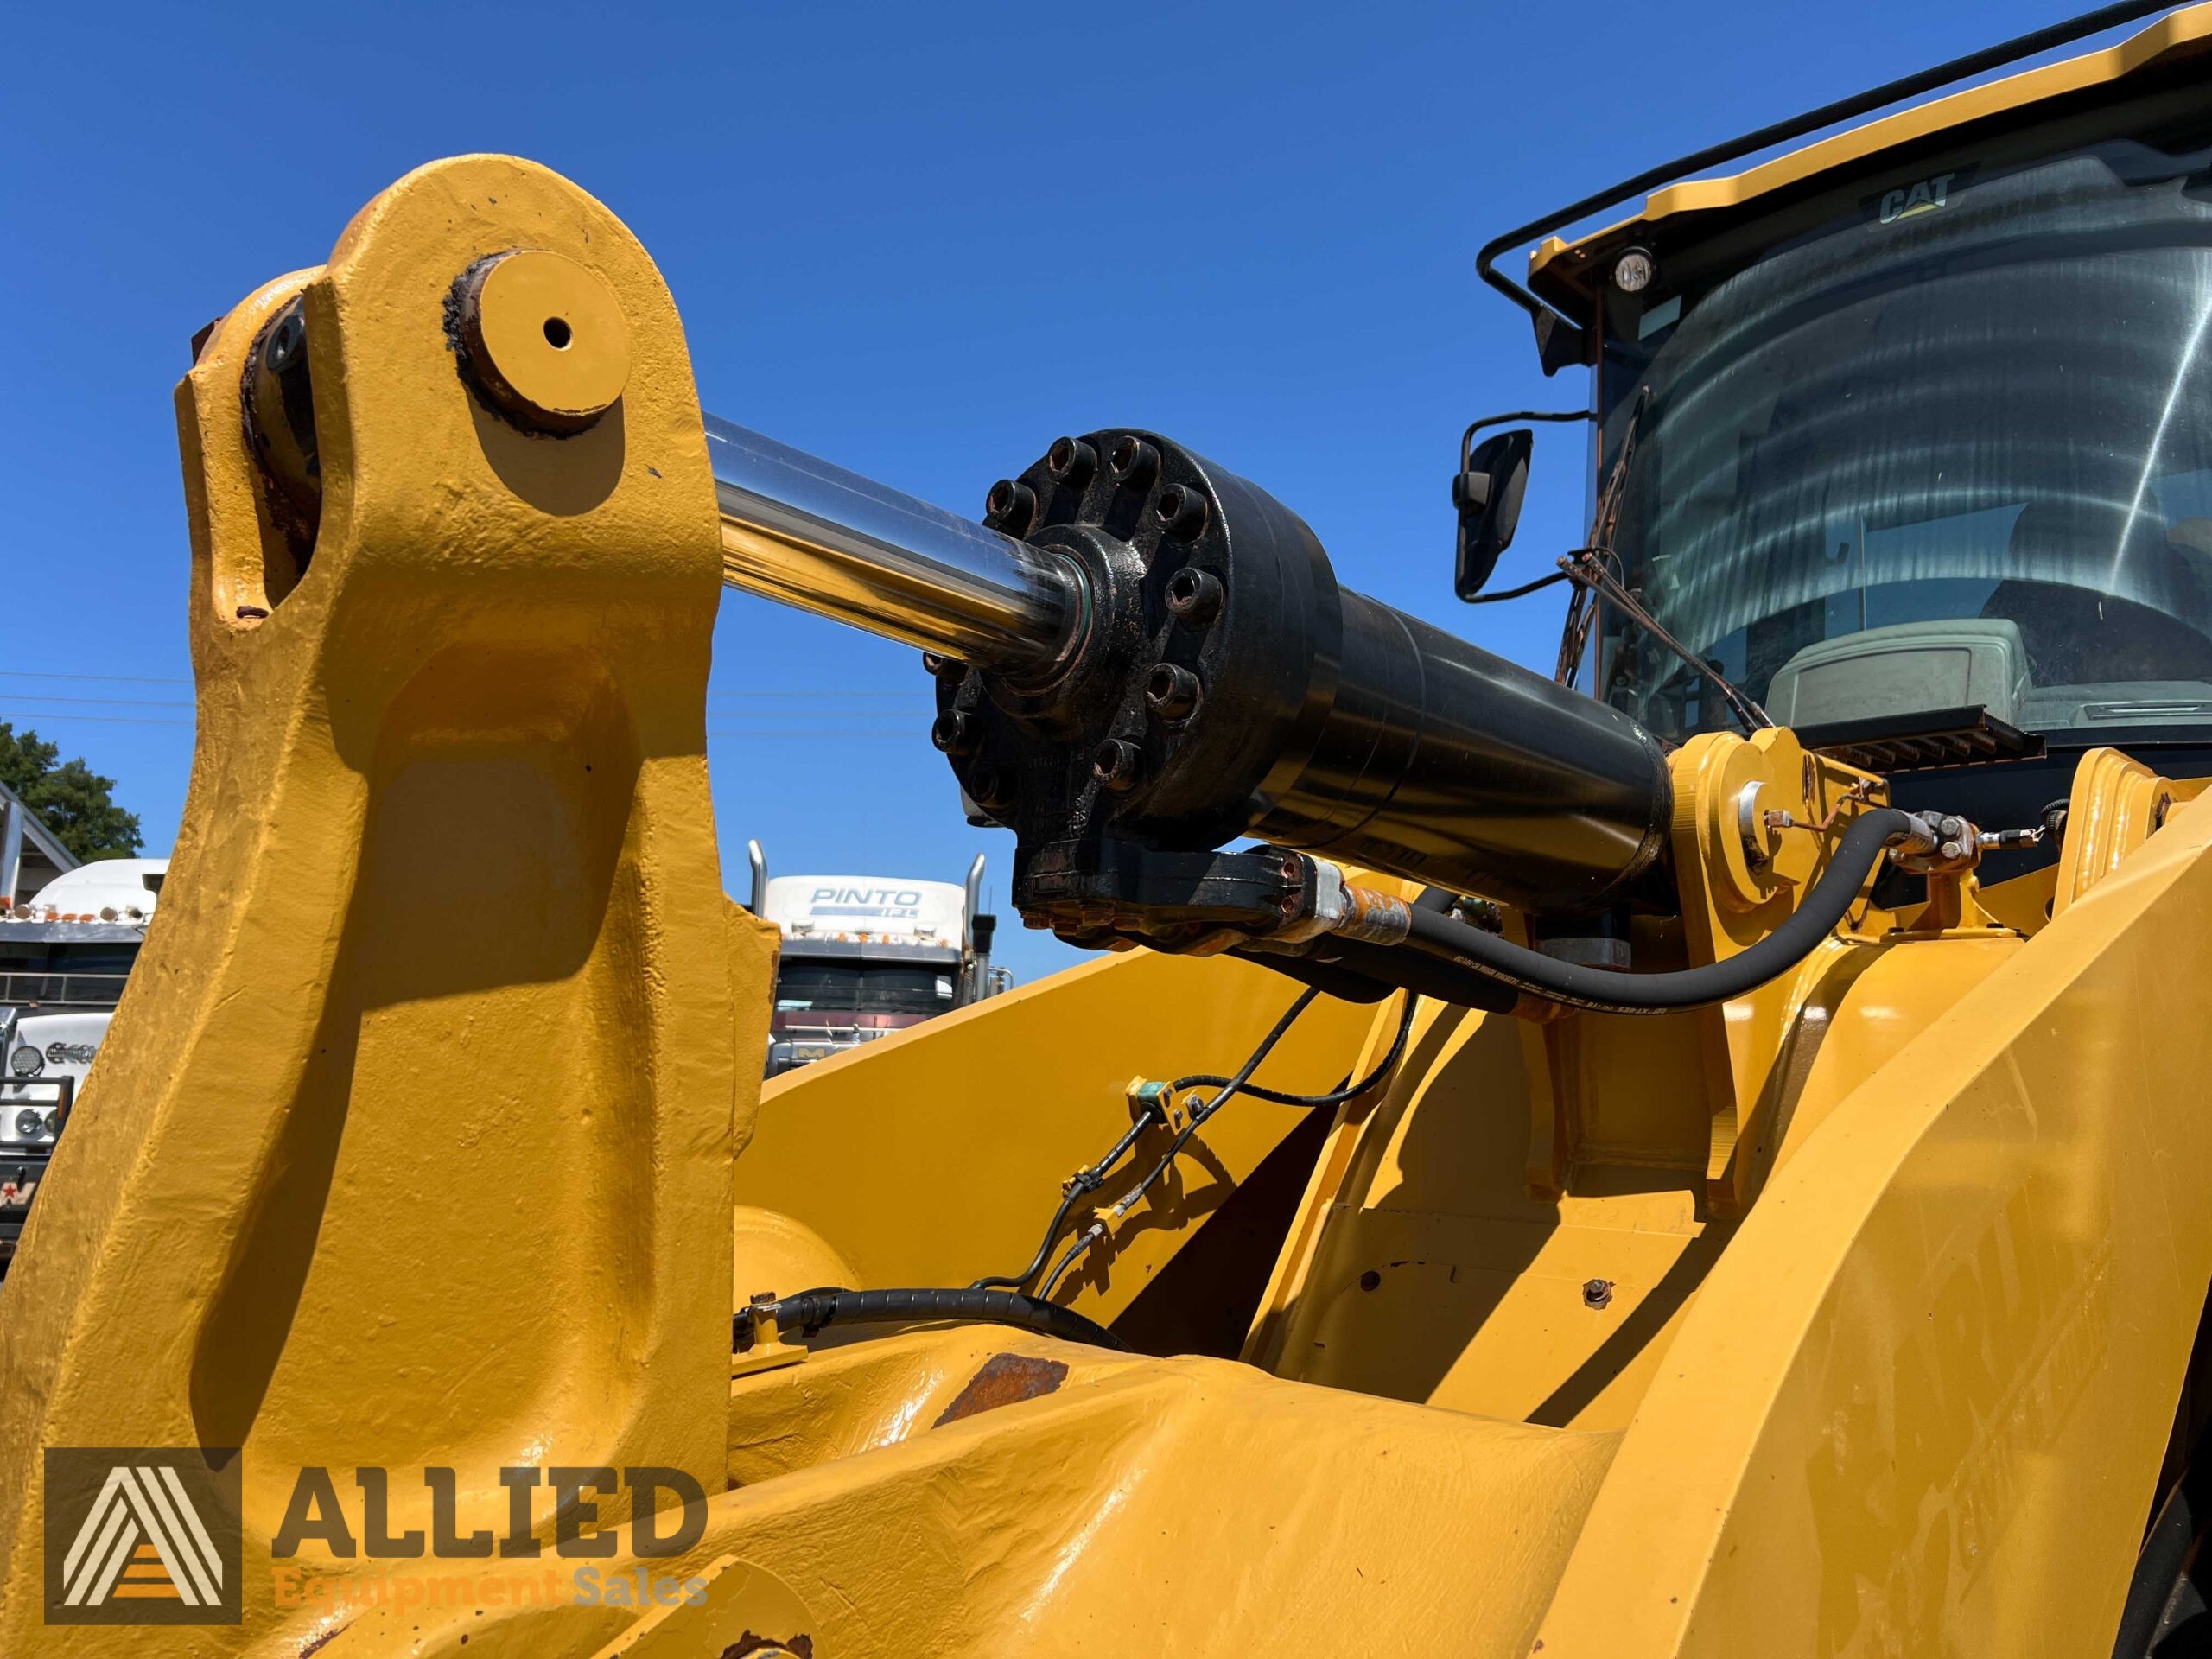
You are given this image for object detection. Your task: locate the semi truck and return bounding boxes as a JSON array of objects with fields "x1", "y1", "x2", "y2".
[
  {"x1": 0, "y1": 858, "x2": 165, "y2": 1271},
  {"x1": 746, "y1": 842, "x2": 1008, "y2": 1077}
]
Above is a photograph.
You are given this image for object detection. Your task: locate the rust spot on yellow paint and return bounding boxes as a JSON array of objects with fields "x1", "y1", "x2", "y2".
[{"x1": 932, "y1": 1352, "x2": 1071, "y2": 1427}]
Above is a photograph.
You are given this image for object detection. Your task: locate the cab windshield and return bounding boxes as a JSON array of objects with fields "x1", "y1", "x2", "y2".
[{"x1": 1597, "y1": 118, "x2": 2212, "y2": 741}]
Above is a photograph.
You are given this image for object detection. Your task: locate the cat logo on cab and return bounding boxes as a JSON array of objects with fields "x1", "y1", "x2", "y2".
[{"x1": 1878, "y1": 171, "x2": 1959, "y2": 224}]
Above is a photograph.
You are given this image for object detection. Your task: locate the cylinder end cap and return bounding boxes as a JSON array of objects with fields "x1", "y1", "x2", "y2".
[{"x1": 454, "y1": 249, "x2": 630, "y2": 433}]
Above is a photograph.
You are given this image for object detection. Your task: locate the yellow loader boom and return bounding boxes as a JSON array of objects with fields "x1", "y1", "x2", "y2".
[{"x1": 10, "y1": 4, "x2": 2212, "y2": 1655}]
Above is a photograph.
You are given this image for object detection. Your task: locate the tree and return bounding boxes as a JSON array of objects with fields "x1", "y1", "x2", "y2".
[{"x1": 0, "y1": 723, "x2": 143, "y2": 862}]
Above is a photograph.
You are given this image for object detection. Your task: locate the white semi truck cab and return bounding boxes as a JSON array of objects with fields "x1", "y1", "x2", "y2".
[
  {"x1": 748, "y1": 844, "x2": 1010, "y2": 1078},
  {"x1": 0, "y1": 857, "x2": 167, "y2": 1270}
]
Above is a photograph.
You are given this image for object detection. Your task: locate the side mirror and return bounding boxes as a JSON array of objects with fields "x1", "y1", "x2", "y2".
[{"x1": 1452, "y1": 429, "x2": 1534, "y2": 600}]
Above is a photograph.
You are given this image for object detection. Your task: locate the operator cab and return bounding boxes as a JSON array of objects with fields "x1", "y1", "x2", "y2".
[{"x1": 1491, "y1": 29, "x2": 2212, "y2": 874}]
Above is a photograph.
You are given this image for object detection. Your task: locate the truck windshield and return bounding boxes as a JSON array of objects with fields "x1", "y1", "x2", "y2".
[
  {"x1": 773, "y1": 962, "x2": 954, "y2": 1018},
  {"x1": 1597, "y1": 126, "x2": 2212, "y2": 741},
  {"x1": 0, "y1": 940, "x2": 139, "y2": 1008}
]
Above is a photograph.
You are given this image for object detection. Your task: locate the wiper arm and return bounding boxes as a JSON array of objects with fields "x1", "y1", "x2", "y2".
[{"x1": 1554, "y1": 387, "x2": 1772, "y2": 732}]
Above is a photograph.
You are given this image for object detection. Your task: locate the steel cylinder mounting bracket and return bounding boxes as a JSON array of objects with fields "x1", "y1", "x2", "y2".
[{"x1": 0, "y1": 156, "x2": 754, "y2": 1653}]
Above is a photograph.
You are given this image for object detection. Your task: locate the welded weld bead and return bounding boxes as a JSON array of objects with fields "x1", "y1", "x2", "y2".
[
  {"x1": 1107, "y1": 435, "x2": 1160, "y2": 486},
  {"x1": 1092, "y1": 739, "x2": 1142, "y2": 792},
  {"x1": 1046, "y1": 435, "x2": 1096, "y2": 486},
  {"x1": 1154, "y1": 483, "x2": 1209, "y2": 541},
  {"x1": 1145, "y1": 663, "x2": 1202, "y2": 721},
  {"x1": 453, "y1": 248, "x2": 631, "y2": 434},
  {"x1": 1164, "y1": 566, "x2": 1224, "y2": 625},
  {"x1": 984, "y1": 477, "x2": 1038, "y2": 536},
  {"x1": 931, "y1": 710, "x2": 980, "y2": 755}
]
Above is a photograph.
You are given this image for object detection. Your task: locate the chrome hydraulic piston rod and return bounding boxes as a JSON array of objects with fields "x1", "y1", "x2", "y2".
[
  {"x1": 710, "y1": 417, "x2": 1082, "y2": 671},
  {"x1": 709, "y1": 418, "x2": 1675, "y2": 926}
]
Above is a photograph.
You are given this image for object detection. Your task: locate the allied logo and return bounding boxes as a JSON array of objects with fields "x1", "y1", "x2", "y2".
[
  {"x1": 43, "y1": 1448, "x2": 242, "y2": 1625},
  {"x1": 43, "y1": 1043, "x2": 97, "y2": 1065}
]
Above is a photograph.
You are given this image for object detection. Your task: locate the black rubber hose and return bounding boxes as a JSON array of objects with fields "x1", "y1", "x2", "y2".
[
  {"x1": 734, "y1": 1286, "x2": 1130, "y2": 1354},
  {"x1": 1167, "y1": 988, "x2": 1419, "y2": 1109},
  {"x1": 1398, "y1": 807, "x2": 1919, "y2": 1015}
]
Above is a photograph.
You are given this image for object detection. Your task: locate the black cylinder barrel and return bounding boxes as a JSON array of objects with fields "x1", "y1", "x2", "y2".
[
  {"x1": 1250, "y1": 591, "x2": 1673, "y2": 912},
  {"x1": 920, "y1": 429, "x2": 1675, "y2": 924}
]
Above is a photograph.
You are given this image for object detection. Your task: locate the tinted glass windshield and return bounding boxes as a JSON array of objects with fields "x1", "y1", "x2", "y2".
[
  {"x1": 773, "y1": 961, "x2": 954, "y2": 1017},
  {"x1": 0, "y1": 940, "x2": 139, "y2": 1007},
  {"x1": 1599, "y1": 123, "x2": 2212, "y2": 741}
]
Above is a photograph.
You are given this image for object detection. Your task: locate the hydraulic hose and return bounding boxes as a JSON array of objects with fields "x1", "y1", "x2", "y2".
[
  {"x1": 1398, "y1": 807, "x2": 1920, "y2": 1015},
  {"x1": 734, "y1": 1286, "x2": 1130, "y2": 1354}
]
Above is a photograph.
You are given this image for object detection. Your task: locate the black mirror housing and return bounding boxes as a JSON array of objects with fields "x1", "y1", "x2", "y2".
[{"x1": 1453, "y1": 428, "x2": 1534, "y2": 600}]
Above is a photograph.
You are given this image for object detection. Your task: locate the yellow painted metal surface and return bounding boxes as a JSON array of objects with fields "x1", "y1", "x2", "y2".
[
  {"x1": 1534, "y1": 787, "x2": 2212, "y2": 1656},
  {"x1": 735, "y1": 948, "x2": 1382, "y2": 1325},
  {"x1": 9, "y1": 142, "x2": 2212, "y2": 1657},
  {"x1": 0, "y1": 155, "x2": 770, "y2": 1656}
]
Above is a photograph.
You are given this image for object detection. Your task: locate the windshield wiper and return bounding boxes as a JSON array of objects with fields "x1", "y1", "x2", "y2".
[{"x1": 1553, "y1": 390, "x2": 1773, "y2": 732}]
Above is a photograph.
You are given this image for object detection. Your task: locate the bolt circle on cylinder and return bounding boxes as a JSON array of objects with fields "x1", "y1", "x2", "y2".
[
  {"x1": 1154, "y1": 484, "x2": 1208, "y2": 541},
  {"x1": 969, "y1": 763, "x2": 1009, "y2": 809},
  {"x1": 1108, "y1": 435, "x2": 1159, "y2": 486},
  {"x1": 984, "y1": 478, "x2": 1038, "y2": 537},
  {"x1": 1046, "y1": 435, "x2": 1096, "y2": 486},
  {"x1": 1164, "y1": 566, "x2": 1224, "y2": 625},
  {"x1": 1092, "y1": 739, "x2": 1142, "y2": 792},
  {"x1": 931, "y1": 710, "x2": 980, "y2": 755},
  {"x1": 1146, "y1": 663, "x2": 1202, "y2": 721}
]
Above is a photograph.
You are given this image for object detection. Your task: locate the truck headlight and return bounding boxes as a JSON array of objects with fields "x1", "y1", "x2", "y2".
[
  {"x1": 8, "y1": 1046, "x2": 41, "y2": 1078},
  {"x1": 14, "y1": 1109, "x2": 41, "y2": 1139},
  {"x1": 42, "y1": 1109, "x2": 61, "y2": 1137}
]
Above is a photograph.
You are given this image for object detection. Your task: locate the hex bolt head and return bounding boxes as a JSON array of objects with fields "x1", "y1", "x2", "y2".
[
  {"x1": 1146, "y1": 663, "x2": 1202, "y2": 721},
  {"x1": 1108, "y1": 435, "x2": 1160, "y2": 486},
  {"x1": 984, "y1": 477, "x2": 1038, "y2": 536},
  {"x1": 931, "y1": 710, "x2": 979, "y2": 755},
  {"x1": 1046, "y1": 435, "x2": 1097, "y2": 486},
  {"x1": 1091, "y1": 739, "x2": 1142, "y2": 792},
  {"x1": 1154, "y1": 483, "x2": 1209, "y2": 541},
  {"x1": 968, "y1": 763, "x2": 1009, "y2": 808},
  {"x1": 1581, "y1": 1278, "x2": 1614, "y2": 1310},
  {"x1": 1164, "y1": 566, "x2": 1224, "y2": 625}
]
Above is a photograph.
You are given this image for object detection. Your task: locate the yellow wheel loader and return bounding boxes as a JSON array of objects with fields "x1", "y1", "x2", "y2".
[{"x1": 8, "y1": 3, "x2": 2212, "y2": 1653}]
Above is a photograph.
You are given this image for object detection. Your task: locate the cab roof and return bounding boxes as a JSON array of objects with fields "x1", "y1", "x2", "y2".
[{"x1": 1528, "y1": 3, "x2": 2212, "y2": 317}]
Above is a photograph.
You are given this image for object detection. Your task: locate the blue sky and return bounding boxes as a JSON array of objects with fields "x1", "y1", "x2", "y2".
[{"x1": 0, "y1": 0, "x2": 2145, "y2": 982}]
